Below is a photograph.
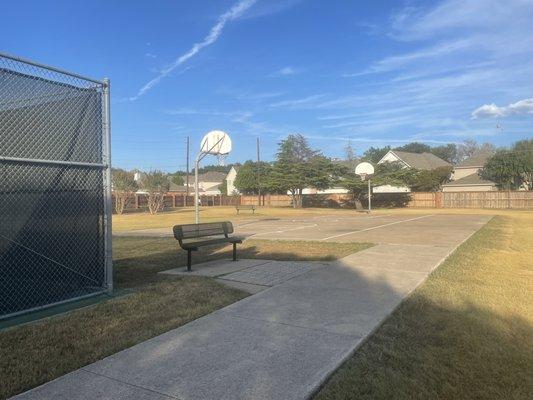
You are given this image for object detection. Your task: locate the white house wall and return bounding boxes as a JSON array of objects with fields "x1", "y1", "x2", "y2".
[
  {"x1": 225, "y1": 167, "x2": 239, "y2": 195},
  {"x1": 378, "y1": 151, "x2": 404, "y2": 165}
]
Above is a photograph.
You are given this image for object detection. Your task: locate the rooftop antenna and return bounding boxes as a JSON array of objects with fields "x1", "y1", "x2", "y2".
[
  {"x1": 355, "y1": 161, "x2": 375, "y2": 213},
  {"x1": 194, "y1": 130, "x2": 232, "y2": 223}
]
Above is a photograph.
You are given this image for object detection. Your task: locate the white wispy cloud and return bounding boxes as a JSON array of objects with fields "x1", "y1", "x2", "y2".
[
  {"x1": 269, "y1": 94, "x2": 327, "y2": 108},
  {"x1": 471, "y1": 98, "x2": 533, "y2": 119},
  {"x1": 145, "y1": 53, "x2": 157, "y2": 58},
  {"x1": 272, "y1": 66, "x2": 299, "y2": 76},
  {"x1": 241, "y1": 0, "x2": 304, "y2": 19},
  {"x1": 346, "y1": 38, "x2": 475, "y2": 76},
  {"x1": 390, "y1": 0, "x2": 533, "y2": 41},
  {"x1": 129, "y1": 0, "x2": 257, "y2": 101}
]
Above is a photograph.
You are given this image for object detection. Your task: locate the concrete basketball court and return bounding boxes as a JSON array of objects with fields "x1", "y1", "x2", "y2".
[
  {"x1": 118, "y1": 213, "x2": 490, "y2": 248},
  {"x1": 15, "y1": 213, "x2": 492, "y2": 400}
]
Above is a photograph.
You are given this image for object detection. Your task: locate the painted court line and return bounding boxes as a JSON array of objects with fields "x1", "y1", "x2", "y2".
[
  {"x1": 249, "y1": 224, "x2": 318, "y2": 237},
  {"x1": 320, "y1": 214, "x2": 434, "y2": 241}
]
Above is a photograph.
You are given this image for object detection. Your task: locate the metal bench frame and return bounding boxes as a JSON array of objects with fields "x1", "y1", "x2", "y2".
[{"x1": 173, "y1": 221, "x2": 242, "y2": 271}]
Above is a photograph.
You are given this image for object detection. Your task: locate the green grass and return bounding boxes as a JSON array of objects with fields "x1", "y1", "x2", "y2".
[
  {"x1": 0, "y1": 237, "x2": 369, "y2": 399},
  {"x1": 315, "y1": 214, "x2": 533, "y2": 400}
]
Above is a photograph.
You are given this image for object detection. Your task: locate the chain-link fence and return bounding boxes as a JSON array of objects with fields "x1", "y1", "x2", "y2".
[{"x1": 0, "y1": 53, "x2": 112, "y2": 319}]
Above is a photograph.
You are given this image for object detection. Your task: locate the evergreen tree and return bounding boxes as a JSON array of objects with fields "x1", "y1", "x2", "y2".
[
  {"x1": 268, "y1": 134, "x2": 333, "y2": 208},
  {"x1": 395, "y1": 142, "x2": 431, "y2": 154}
]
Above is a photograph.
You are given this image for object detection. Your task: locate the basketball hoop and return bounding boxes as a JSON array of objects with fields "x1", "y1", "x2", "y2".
[
  {"x1": 194, "y1": 130, "x2": 232, "y2": 223},
  {"x1": 355, "y1": 162, "x2": 374, "y2": 180},
  {"x1": 354, "y1": 162, "x2": 375, "y2": 213},
  {"x1": 200, "y1": 130, "x2": 232, "y2": 155}
]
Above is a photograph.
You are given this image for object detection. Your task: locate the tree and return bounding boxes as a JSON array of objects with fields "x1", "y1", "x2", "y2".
[
  {"x1": 111, "y1": 168, "x2": 137, "y2": 214},
  {"x1": 407, "y1": 166, "x2": 453, "y2": 192},
  {"x1": 344, "y1": 141, "x2": 358, "y2": 170},
  {"x1": 395, "y1": 142, "x2": 431, "y2": 154},
  {"x1": 234, "y1": 160, "x2": 272, "y2": 195},
  {"x1": 361, "y1": 146, "x2": 390, "y2": 163},
  {"x1": 169, "y1": 172, "x2": 184, "y2": 186},
  {"x1": 430, "y1": 144, "x2": 458, "y2": 164},
  {"x1": 267, "y1": 134, "x2": 332, "y2": 208},
  {"x1": 483, "y1": 150, "x2": 526, "y2": 190},
  {"x1": 513, "y1": 139, "x2": 533, "y2": 190},
  {"x1": 218, "y1": 179, "x2": 228, "y2": 196},
  {"x1": 140, "y1": 170, "x2": 170, "y2": 214},
  {"x1": 457, "y1": 140, "x2": 496, "y2": 162}
]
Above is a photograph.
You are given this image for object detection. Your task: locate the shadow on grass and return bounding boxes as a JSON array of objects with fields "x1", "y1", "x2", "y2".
[
  {"x1": 314, "y1": 294, "x2": 532, "y2": 400},
  {"x1": 113, "y1": 237, "x2": 369, "y2": 288}
]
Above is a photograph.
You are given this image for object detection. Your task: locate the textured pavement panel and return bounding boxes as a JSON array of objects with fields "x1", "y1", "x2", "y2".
[
  {"x1": 12, "y1": 370, "x2": 176, "y2": 400},
  {"x1": 83, "y1": 313, "x2": 358, "y2": 400},
  {"x1": 219, "y1": 260, "x2": 327, "y2": 286}
]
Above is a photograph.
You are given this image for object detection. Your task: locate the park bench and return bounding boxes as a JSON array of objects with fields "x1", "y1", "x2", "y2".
[
  {"x1": 173, "y1": 221, "x2": 243, "y2": 271},
  {"x1": 236, "y1": 204, "x2": 256, "y2": 214}
]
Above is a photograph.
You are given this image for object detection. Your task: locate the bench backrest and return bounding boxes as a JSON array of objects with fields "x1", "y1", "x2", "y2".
[
  {"x1": 173, "y1": 221, "x2": 234, "y2": 241},
  {"x1": 236, "y1": 205, "x2": 255, "y2": 209}
]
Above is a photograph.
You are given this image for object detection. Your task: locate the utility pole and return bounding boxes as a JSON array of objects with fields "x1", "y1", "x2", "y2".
[
  {"x1": 257, "y1": 137, "x2": 261, "y2": 206},
  {"x1": 186, "y1": 136, "x2": 190, "y2": 200}
]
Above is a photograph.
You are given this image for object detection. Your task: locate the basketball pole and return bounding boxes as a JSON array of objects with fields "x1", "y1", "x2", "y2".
[{"x1": 368, "y1": 178, "x2": 371, "y2": 213}]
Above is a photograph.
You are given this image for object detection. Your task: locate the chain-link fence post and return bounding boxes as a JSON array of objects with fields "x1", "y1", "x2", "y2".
[{"x1": 102, "y1": 78, "x2": 113, "y2": 293}]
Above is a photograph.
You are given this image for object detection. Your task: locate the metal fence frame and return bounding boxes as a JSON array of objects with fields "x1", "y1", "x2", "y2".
[{"x1": 0, "y1": 52, "x2": 112, "y2": 319}]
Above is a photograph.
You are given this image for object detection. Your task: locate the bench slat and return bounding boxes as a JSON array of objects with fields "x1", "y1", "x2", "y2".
[{"x1": 173, "y1": 222, "x2": 234, "y2": 240}]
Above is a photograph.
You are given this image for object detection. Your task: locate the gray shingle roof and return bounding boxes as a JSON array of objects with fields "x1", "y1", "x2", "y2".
[
  {"x1": 197, "y1": 171, "x2": 227, "y2": 182},
  {"x1": 168, "y1": 182, "x2": 188, "y2": 192},
  {"x1": 391, "y1": 151, "x2": 452, "y2": 170},
  {"x1": 443, "y1": 173, "x2": 496, "y2": 186},
  {"x1": 457, "y1": 151, "x2": 494, "y2": 168}
]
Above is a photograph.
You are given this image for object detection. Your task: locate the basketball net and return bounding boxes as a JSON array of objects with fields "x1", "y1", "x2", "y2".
[
  {"x1": 360, "y1": 173, "x2": 367, "y2": 182},
  {"x1": 217, "y1": 153, "x2": 227, "y2": 166}
]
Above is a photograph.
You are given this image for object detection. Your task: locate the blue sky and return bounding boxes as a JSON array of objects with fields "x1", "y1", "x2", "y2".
[{"x1": 3, "y1": 0, "x2": 533, "y2": 171}]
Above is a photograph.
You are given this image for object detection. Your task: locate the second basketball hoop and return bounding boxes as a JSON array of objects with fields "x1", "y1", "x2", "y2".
[{"x1": 355, "y1": 161, "x2": 374, "y2": 213}]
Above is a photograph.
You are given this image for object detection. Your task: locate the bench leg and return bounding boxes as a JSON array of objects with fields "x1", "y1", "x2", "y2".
[
  {"x1": 187, "y1": 250, "x2": 192, "y2": 272},
  {"x1": 232, "y1": 242, "x2": 237, "y2": 261}
]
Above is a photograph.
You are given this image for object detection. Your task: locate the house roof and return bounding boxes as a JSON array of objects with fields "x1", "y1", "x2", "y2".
[
  {"x1": 180, "y1": 171, "x2": 227, "y2": 183},
  {"x1": 456, "y1": 150, "x2": 494, "y2": 168},
  {"x1": 443, "y1": 172, "x2": 496, "y2": 186},
  {"x1": 203, "y1": 183, "x2": 222, "y2": 192},
  {"x1": 168, "y1": 182, "x2": 188, "y2": 192},
  {"x1": 390, "y1": 150, "x2": 452, "y2": 170},
  {"x1": 197, "y1": 171, "x2": 227, "y2": 182}
]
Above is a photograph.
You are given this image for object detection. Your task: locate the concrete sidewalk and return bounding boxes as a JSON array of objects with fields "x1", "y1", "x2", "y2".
[{"x1": 13, "y1": 237, "x2": 482, "y2": 399}]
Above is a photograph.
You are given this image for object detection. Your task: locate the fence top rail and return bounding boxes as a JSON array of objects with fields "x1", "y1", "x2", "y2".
[{"x1": 0, "y1": 51, "x2": 106, "y2": 85}]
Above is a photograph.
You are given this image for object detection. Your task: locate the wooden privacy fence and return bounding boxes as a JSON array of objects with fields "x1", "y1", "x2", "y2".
[
  {"x1": 407, "y1": 191, "x2": 533, "y2": 209},
  {"x1": 112, "y1": 193, "x2": 240, "y2": 213},
  {"x1": 240, "y1": 191, "x2": 532, "y2": 209},
  {"x1": 240, "y1": 194, "x2": 292, "y2": 207},
  {"x1": 114, "y1": 190, "x2": 533, "y2": 212}
]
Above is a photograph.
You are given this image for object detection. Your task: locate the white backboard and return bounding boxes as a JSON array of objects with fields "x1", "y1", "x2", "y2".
[
  {"x1": 200, "y1": 130, "x2": 232, "y2": 155},
  {"x1": 355, "y1": 161, "x2": 374, "y2": 177}
]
